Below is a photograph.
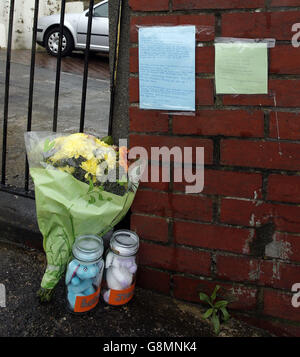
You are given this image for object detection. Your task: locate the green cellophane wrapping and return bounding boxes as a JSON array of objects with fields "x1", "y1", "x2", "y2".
[{"x1": 31, "y1": 167, "x2": 135, "y2": 291}]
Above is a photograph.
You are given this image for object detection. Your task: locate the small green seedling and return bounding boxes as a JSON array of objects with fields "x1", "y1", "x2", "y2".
[{"x1": 199, "y1": 285, "x2": 230, "y2": 335}]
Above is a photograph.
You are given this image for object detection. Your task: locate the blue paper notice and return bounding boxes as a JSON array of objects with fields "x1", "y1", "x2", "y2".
[{"x1": 138, "y1": 26, "x2": 196, "y2": 111}]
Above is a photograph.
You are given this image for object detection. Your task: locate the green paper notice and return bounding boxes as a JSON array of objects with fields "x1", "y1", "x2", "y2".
[{"x1": 215, "y1": 42, "x2": 268, "y2": 94}]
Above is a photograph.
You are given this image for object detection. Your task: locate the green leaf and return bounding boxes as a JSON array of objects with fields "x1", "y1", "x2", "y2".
[
  {"x1": 88, "y1": 178, "x2": 94, "y2": 193},
  {"x1": 220, "y1": 307, "x2": 230, "y2": 322},
  {"x1": 37, "y1": 287, "x2": 54, "y2": 303},
  {"x1": 211, "y1": 285, "x2": 220, "y2": 302},
  {"x1": 202, "y1": 308, "x2": 214, "y2": 320},
  {"x1": 100, "y1": 135, "x2": 114, "y2": 145},
  {"x1": 98, "y1": 193, "x2": 104, "y2": 201},
  {"x1": 88, "y1": 196, "x2": 96, "y2": 204},
  {"x1": 43, "y1": 138, "x2": 55, "y2": 152},
  {"x1": 212, "y1": 311, "x2": 220, "y2": 335},
  {"x1": 107, "y1": 197, "x2": 112, "y2": 202},
  {"x1": 199, "y1": 292, "x2": 212, "y2": 305},
  {"x1": 117, "y1": 175, "x2": 128, "y2": 186},
  {"x1": 214, "y1": 300, "x2": 228, "y2": 309}
]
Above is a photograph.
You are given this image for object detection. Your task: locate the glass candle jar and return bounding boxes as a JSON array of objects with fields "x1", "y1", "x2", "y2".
[
  {"x1": 65, "y1": 234, "x2": 104, "y2": 313},
  {"x1": 103, "y1": 230, "x2": 139, "y2": 306}
]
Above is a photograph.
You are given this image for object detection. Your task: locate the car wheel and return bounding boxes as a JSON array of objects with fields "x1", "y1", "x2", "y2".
[{"x1": 45, "y1": 27, "x2": 74, "y2": 57}]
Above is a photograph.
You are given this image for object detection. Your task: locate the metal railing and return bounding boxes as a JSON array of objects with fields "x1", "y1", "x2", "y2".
[{"x1": 0, "y1": 0, "x2": 108, "y2": 199}]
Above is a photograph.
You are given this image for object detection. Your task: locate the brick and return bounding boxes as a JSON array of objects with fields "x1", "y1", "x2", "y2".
[
  {"x1": 269, "y1": 112, "x2": 300, "y2": 141},
  {"x1": 196, "y1": 46, "x2": 215, "y2": 73},
  {"x1": 139, "y1": 161, "x2": 170, "y2": 191},
  {"x1": 173, "y1": 275, "x2": 206, "y2": 303},
  {"x1": 173, "y1": 0, "x2": 264, "y2": 9},
  {"x1": 220, "y1": 198, "x2": 300, "y2": 233},
  {"x1": 130, "y1": 15, "x2": 215, "y2": 43},
  {"x1": 270, "y1": 0, "x2": 300, "y2": 5},
  {"x1": 268, "y1": 174, "x2": 300, "y2": 203},
  {"x1": 129, "y1": 47, "x2": 139, "y2": 74},
  {"x1": 131, "y1": 214, "x2": 169, "y2": 243},
  {"x1": 132, "y1": 190, "x2": 170, "y2": 217},
  {"x1": 216, "y1": 255, "x2": 259, "y2": 282},
  {"x1": 129, "y1": 77, "x2": 214, "y2": 106},
  {"x1": 173, "y1": 221, "x2": 254, "y2": 254},
  {"x1": 270, "y1": 45, "x2": 300, "y2": 75},
  {"x1": 263, "y1": 289, "x2": 300, "y2": 322},
  {"x1": 132, "y1": 190, "x2": 213, "y2": 222},
  {"x1": 129, "y1": 77, "x2": 139, "y2": 103},
  {"x1": 221, "y1": 139, "x2": 300, "y2": 171},
  {"x1": 173, "y1": 110, "x2": 264, "y2": 137},
  {"x1": 173, "y1": 169, "x2": 263, "y2": 199},
  {"x1": 171, "y1": 194, "x2": 213, "y2": 221},
  {"x1": 223, "y1": 80, "x2": 300, "y2": 107},
  {"x1": 129, "y1": 107, "x2": 169, "y2": 133},
  {"x1": 136, "y1": 266, "x2": 170, "y2": 294},
  {"x1": 196, "y1": 78, "x2": 215, "y2": 106},
  {"x1": 234, "y1": 313, "x2": 300, "y2": 337},
  {"x1": 265, "y1": 232, "x2": 300, "y2": 262},
  {"x1": 139, "y1": 241, "x2": 211, "y2": 276},
  {"x1": 129, "y1": 134, "x2": 214, "y2": 164},
  {"x1": 129, "y1": 0, "x2": 169, "y2": 11},
  {"x1": 173, "y1": 275, "x2": 258, "y2": 310},
  {"x1": 222, "y1": 11, "x2": 300, "y2": 40},
  {"x1": 260, "y1": 261, "x2": 300, "y2": 290}
]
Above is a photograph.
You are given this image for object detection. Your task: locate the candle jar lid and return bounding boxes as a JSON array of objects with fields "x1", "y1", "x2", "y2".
[
  {"x1": 110, "y1": 230, "x2": 139, "y2": 257},
  {"x1": 72, "y1": 234, "x2": 104, "y2": 263}
]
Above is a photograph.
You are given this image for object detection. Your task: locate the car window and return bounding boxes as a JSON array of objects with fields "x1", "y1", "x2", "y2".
[{"x1": 94, "y1": 2, "x2": 108, "y2": 18}]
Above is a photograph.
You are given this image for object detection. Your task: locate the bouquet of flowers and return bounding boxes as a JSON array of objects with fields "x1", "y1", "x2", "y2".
[{"x1": 24, "y1": 132, "x2": 143, "y2": 302}]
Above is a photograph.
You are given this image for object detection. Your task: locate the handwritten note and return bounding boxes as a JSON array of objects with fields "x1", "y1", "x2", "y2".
[
  {"x1": 138, "y1": 26, "x2": 196, "y2": 111},
  {"x1": 215, "y1": 42, "x2": 268, "y2": 94}
]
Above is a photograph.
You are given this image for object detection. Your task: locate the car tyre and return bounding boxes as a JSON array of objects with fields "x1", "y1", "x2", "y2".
[{"x1": 45, "y1": 27, "x2": 74, "y2": 57}]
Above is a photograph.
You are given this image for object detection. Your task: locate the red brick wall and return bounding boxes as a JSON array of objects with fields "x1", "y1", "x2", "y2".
[{"x1": 128, "y1": 0, "x2": 300, "y2": 336}]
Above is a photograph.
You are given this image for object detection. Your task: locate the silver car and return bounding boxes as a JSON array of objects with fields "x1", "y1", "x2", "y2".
[{"x1": 36, "y1": 0, "x2": 109, "y2": 57}]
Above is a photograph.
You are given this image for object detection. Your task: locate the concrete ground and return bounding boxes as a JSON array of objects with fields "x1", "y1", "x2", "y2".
[{"x1": 0, "y1": 240, "x2": 271, "y2": 337}]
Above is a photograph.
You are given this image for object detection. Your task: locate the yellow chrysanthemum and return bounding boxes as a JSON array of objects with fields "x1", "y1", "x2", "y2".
[
  {"x1": 45, "y1": 133, "x2": 118, "y2": 184},
  {"x1": 95, "y1": 138, "x2": 110, "y2": 148},
  {"x1": 81, "y1": 158, "x2": 99, "y2": 177},
  {"x1": 50, "y1": 133, "x2": 94, "y2": 162}
]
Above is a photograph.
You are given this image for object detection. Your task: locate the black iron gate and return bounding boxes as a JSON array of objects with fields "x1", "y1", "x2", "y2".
[{"x1": 0, "y1": 0, "x2": 119, "y2": 199}]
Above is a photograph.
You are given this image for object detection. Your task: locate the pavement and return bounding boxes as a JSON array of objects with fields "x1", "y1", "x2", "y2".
[{"x1": 0, "y1": 240, "x2": 271, "y2": 338}]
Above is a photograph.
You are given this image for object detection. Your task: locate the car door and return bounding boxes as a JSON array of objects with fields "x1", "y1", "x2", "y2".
[{"x1": 76, "y1": 1, "x2": 109, "y2": 51}]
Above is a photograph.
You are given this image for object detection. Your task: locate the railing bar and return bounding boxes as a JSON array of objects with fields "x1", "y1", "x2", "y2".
[
  {"x1": 79, "y1": 0, "x2": 95, "y2": 133},
  {"x1": 25, "y1": 0, "x2": 40, "y2": 192},
  {"x1": 1, "y1": 0, "x2": 15, "y2": 186},
  {"x1": 108, "y1": 0, "x2": 123, "y2": 137},
  {"x1": 52, "y1": 0, "x2": 66, "y2": 133}
]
